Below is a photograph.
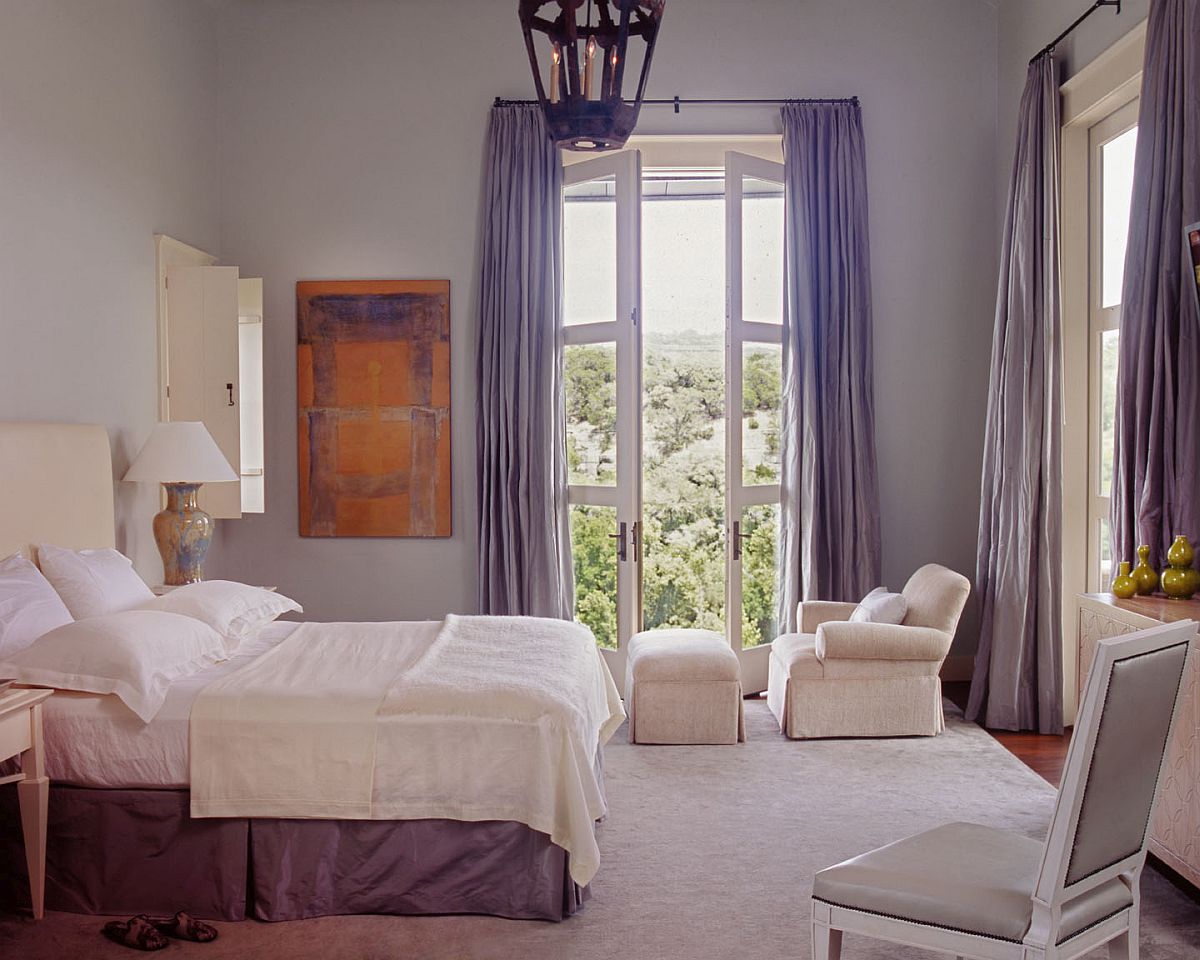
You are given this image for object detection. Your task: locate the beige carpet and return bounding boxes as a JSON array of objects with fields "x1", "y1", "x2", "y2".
[{"x1": 2, "y1": 702, "x2": 1198, "y2": 959}]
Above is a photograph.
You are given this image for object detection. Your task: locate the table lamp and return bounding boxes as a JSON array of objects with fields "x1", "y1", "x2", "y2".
[{"x1": 123, "y1": 421, "x2": 238, "y2": 585}]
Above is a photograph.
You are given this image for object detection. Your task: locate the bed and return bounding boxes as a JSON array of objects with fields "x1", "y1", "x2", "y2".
[{"x1": 0, "y1": 421, "x2": 623, "y2": 921}]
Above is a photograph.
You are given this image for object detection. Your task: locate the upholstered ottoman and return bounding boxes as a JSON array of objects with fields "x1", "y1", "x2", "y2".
[{"x1": 625, "y1": 629, "x2": 745, "y2": 744}]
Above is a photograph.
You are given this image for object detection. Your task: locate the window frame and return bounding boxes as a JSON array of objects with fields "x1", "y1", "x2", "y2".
[{"x1": 1059, "y1": 21, "x2": 1145, "y2": 723}]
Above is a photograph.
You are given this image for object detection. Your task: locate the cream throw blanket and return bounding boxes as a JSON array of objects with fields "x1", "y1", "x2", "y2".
[{"x1": 189, "y1": 616, "x2": 625, "y2": 885}]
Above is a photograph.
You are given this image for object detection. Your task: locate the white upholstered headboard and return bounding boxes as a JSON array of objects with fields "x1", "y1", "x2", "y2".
[{"x1": 0, "y1": 421, "x2": 117, "y2": 560}]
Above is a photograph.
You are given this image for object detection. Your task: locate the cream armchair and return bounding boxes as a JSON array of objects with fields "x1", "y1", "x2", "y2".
[{"x1": 766, "y1": 564, "x2": 970, "y2": 739}]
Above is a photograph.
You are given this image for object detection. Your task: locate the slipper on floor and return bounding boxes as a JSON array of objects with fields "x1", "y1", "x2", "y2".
[
  {"x1": 150, "y1": 911, "x2": 219, "y2": 943},
  {"x1": 101, "y1": 916, "x2": 169, "y2": 952}
]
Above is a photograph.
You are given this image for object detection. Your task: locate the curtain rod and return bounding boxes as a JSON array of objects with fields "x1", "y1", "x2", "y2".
[
  {"x1": 493, "y1": 95, "x2": 858, "y2": 114},
  {"x1": 1030, "y1": 0, "x2": 1121, "y2": 64}
]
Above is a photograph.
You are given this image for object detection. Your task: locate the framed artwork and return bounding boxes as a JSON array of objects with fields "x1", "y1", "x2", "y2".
[
  {"x1": 1187, "y1": 222, "x2": 1200, "y2": 322},
  {"x1": 297, "y1": 279, "x2": 451, "y2": 537}
]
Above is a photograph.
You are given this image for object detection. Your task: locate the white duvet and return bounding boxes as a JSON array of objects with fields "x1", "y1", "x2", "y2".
[{"x1": 188, "y1": 615, "x2": 625, "y2": 886}]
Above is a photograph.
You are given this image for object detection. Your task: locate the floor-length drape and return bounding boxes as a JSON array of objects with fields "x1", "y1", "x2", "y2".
[
  {"x1": 967, "y1": 55, "x2": 1063, "y2": 735},
  {"x1": 476, "y1": 103, "x2": 573, "y2": 618},
  {"x1": 1110, "y1": 0, "x2": 1200, "y2": 572},
  {"x1": 777, "y1": 100, "x2": 881, "y2": 628}
]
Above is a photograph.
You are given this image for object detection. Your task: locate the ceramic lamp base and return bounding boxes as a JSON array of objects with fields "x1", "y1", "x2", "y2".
[{"x1": 153, "y1": 482, "x2": 213, "y2": 586}]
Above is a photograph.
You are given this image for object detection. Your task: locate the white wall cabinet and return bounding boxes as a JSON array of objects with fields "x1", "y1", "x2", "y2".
[{"x1": 156, "y1": 235, "x2": 265, "y2": 519}]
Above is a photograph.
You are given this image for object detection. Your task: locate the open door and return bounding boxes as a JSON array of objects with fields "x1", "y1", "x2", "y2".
[
  {"x1": 725, "y1": 151, "x2": 785, "y2": 694},
  {"x1": 562, "y1": 149, "x2": 643, "y2": 681}
]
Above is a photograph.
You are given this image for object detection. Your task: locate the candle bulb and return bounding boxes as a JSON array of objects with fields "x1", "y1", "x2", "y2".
[
  {"x1": 549, "y1": 43, "x2": 561, "y2": 104},
  {"x1": 584, "y1": 35, "x2": 596, "y2": 99},
  {"x1": 608, "y1": 47, "x2": 618, "y2": 97}
]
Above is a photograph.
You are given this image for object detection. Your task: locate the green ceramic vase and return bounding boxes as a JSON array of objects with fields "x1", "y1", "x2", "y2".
[
  {"x1": 1161, "y1": 535, "x2": 1198, "y2": 599},
  {"x1": 1112, "y1": 561, "x2": 1138, "y2": 600},
  {"x1": 1132, "y1": 544, "x2": 1159, "y2": 595}
]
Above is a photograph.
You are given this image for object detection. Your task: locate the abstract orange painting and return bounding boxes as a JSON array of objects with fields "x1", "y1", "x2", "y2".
[{"x1": 297, "y1": 280, "x2": 451, "y2": 537}]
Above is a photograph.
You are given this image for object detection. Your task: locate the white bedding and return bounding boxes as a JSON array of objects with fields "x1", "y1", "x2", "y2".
[
  {"x1": 189, "y1": 615, "x2": 625, "y2": 886},
  {"x1": 41, "y1": 622, "x2": 300, "y2": 788}
]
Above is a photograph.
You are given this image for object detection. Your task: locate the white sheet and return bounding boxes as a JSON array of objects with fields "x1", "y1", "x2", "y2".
[
  {"x1": 41, "y1": 622, "x2": 299, "y2": 788},
  {"x1": 189, "y1": 615, "x2": 625, "y2": 886}
]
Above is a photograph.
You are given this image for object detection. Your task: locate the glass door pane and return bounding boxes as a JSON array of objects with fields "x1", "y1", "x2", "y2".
[
  {"x1": 1101, "y1": 127, "x2": 1137, "y2": 309},
  {"x1": 741, "y1": 178, "x2": 785, "y2": 325},
  {"x1": 739, "y1": 503, "x2": 780, "y2": 648},
  {"x1": 564, "y1": 176, "x2": 617, "y2": 326},
  {"x1": 565, "y1": 342, "x2": 617, "y2": 486},
  {"x1": 570, "y1": 504, "x2": 619, "y2": 649}
]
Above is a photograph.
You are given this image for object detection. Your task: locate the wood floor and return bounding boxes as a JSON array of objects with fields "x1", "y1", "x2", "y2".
[{"x1": 943, "y1": 682, "x2": 1071, "y2": 786}]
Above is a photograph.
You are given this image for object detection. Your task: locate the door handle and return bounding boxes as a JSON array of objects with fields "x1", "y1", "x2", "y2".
[
  {"x1": 608, "y1": 521, "x2": 628, "y2": 562},
  {"x1": 631, "y1": 520, "x2": 641, "y2": 563},
  {"x1": 731, "y1": 520, "x2": 751, "y2": 561},
  {"x1": 226, "y1": 383, "x2": 235, "y2": 407}
]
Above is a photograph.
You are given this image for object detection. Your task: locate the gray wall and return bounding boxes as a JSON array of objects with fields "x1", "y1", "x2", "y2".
[
  {"x1": 209, "y1": 0, "x2": 1001, "y2": 655},
  {"x1": 0, "y1": 0, "x2": 221, "y2": 582},
  {"x1": 997, "y1": 0, "x2": 1149, "y2": 213}
]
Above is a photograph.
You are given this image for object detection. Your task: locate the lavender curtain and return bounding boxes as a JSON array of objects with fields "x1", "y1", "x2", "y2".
[
  {"x1": 476, "y1": 104, "x2": 573, "y2": 618},
  {"x1": 967, "y1": 54, "x2": 1063, "y2": 735},
  {"x1": 1110, "y1": 0, "x2": 1200, "y2": 572},
  {"x1": 778, "y1": 100, "x2": 881, "y2": 627}
]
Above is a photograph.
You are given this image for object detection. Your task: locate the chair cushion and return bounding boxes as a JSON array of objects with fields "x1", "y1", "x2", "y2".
[
  {"x1": 628, "y1": 629, "x2": 740, "y2": 682},
  {"x1": 812, "y1": 822, "x2": 1133, "y2": 943}
]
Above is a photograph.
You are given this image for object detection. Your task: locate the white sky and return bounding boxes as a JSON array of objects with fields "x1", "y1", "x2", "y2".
[{"x1": 564, "y1": 192, "x2": 784, "y2": 334}]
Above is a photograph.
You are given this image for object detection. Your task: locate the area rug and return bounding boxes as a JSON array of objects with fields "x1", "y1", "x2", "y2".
[{"x1": 2, "y1": 702, "x2": 1197, "y2": 959}]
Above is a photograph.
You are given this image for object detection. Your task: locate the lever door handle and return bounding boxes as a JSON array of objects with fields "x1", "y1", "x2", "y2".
[
  {"x1": 608, "y1": 521, "x2": 628, "y2": 562},
  {"x1": 226, "y1": 383, "x2": 235, "y2": 407},
  {"x1": 731, "y1": 520, "x2": 751, "y2": 561}
]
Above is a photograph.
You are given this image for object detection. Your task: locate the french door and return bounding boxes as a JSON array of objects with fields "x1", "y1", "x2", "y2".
[
  {"x1": 564, "y1": 148, "x2": 783, "y2": 693},
  {"x1": 724, "y1": 152, "x2": 785, "y2": 694},
  {"x1": 563, "y1": 150, "x2": 643, "y2": 681}
]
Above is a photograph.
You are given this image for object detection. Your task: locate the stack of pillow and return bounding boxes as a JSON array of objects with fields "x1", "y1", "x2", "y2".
[{"x1": 0, "y1": 547, "x2": 300, "y2": 721}]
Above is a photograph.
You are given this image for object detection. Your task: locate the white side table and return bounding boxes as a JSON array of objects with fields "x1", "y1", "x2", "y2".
[{"x1": 0, "y1": 687, "x2": 53, "y2": 919}]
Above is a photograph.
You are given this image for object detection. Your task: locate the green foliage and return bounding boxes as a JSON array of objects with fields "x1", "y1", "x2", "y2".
[
  {"x1": 567, "y1": 337, "x2": 782, "y2": 650},
  {"x1": 565, "y1": 346, "x2": 617, "y2": 483},
  {"x1": 743, "y1": 350, "x2": 781, "y2": 413}
]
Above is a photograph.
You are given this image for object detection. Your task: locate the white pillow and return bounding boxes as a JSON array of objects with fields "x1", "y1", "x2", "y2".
[
  {"x1": 850, "y1": 586, "x2": 908, "y2": 625},
  {"x1": 0, "y1": 610, "x2": 226, "y2": 722},
  {"x1": 37, "y1": 545, "x2": 154, "y2": 619},
  {"x1": 139, "y1": 580, "x2": 301, "y2": 652},
  {"x1": 0, "y1": 555, "x2": 74, "y2": 659}
]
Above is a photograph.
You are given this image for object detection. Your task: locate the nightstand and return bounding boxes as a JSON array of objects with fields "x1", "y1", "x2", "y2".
[{"x1": 0, "y1": 687, "x2": 53, "y2": 919}]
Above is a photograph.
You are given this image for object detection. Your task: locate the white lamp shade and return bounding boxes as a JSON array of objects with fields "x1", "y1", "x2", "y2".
[{"x1": 123, "y1": 421, "x2": 238, "y2": 483}]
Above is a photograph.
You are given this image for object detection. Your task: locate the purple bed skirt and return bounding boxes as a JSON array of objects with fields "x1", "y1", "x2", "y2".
[{"x1": 0, "y1": 786, "x2": 587, "y2": 922}]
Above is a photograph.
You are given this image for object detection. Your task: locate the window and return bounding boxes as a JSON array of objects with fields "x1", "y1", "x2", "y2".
[{"x1": 1087, "y1": 103, "x2": 1138, "y2": 590}]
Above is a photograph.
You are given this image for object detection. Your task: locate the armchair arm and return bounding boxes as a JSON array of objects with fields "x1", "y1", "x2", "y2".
[
  {"x1": 798, "y1": 600, "x2": 859, "y2": 634},
  {"x1": 816, "y1": 621, "x2": 951, "y2": 662}
]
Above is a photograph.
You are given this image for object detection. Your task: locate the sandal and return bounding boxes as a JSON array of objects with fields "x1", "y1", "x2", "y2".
[
  {"x1": 101, "y1": 916, "x2": 169, "y2": 951},
  {"x1": 150, "y1": 911, "x2": 219, "y2": 943}
]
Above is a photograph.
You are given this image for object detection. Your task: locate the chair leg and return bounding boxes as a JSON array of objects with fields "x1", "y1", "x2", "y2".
[{"x1": 812, "y1": 921, "x2": 843, "y2": 960}]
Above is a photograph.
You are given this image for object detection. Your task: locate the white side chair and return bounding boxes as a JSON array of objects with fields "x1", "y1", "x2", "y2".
[{"x1": 810, "y1": 618, "x2": 1196, "y2": 960}]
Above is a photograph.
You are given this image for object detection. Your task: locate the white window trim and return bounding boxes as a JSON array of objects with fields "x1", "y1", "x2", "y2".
[{"x1": 1060, "y1": 20, "x2": 1145, "y2": 723}]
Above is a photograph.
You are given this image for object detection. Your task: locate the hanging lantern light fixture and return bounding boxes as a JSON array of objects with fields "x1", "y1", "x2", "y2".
[{"x1": 519, "y1": 0, "x2": 665, "y2": 152}]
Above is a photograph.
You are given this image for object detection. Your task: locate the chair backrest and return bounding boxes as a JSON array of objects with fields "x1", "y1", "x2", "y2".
[
  {"x1": 900, "y1": 563, "x2": 970, "y2": 635},
  {"x1": 1034, "y1": 619, "x2": 1195, "y2": 911}
]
